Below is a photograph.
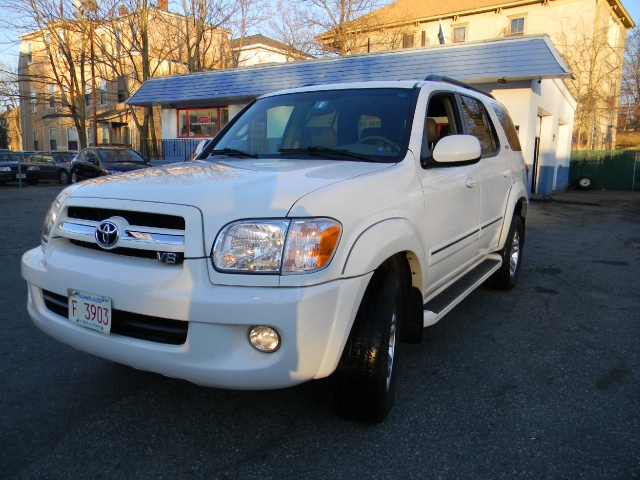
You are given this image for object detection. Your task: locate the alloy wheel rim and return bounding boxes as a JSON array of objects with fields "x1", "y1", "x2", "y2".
[
  {"x1": 386, "y1": 309, "x2": 397, "y2": 391},
  {"x1": 61, "y1": 172, "x2": 68, "y2": 183},
  {"x1": 510, "y1": 230, "x2": 520, "y2": 276},
  {"x1": 579, "y1": 178, "x2": 590, "y2": 187}
]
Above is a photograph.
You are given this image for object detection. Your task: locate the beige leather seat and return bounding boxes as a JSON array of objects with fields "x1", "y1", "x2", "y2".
[{"x1": 425, "y1": 118, "x2": 438, "y2": 149}]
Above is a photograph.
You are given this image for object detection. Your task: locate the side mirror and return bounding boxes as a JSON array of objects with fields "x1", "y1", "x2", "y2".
[{"x1": 431, "y1": 135, "x2": 481, "y2": 164}]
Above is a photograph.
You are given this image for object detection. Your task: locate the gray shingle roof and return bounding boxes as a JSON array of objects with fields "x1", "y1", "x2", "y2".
[{"x1": 127, "y1": 34, "x2": 571, "y2": 108}]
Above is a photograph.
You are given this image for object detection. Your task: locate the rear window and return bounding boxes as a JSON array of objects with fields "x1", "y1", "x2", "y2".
[
  {"x1": 98, "y1": 150, "x2": 146, "y2": 164},
  {"x1": 0, "y1": 153, "x2": 21, "y2": 162},
  {"x1": 491, "y1": 103, "x2": 522, "y2": 151}
]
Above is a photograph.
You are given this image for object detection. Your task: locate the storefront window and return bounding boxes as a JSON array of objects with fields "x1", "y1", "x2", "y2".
[{"x1": 178, "y1": 106, "x2": 228, "y2": 138}]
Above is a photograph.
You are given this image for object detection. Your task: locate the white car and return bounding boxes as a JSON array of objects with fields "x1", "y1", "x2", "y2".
[{"x1": 22, "y1": 78, "x2": 528, "y2": 423}]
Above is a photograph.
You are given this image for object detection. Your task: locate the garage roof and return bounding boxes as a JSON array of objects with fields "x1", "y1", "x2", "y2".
[{"x1": 127, "y1": 34, "x2": 572, "y2": 108}]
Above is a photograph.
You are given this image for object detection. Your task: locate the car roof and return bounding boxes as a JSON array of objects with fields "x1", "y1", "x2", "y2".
[{"x1": 259, "y1": 81, "x2": 420, "y2": 99}]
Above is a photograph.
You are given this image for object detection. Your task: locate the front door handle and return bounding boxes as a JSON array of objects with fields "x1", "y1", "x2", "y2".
[
  {"x1": 503, "y1": 169, "x2": 512, "y2": 177},
  {"x1": 466, "y1": 177, "x2": 478, "y2": 188}
]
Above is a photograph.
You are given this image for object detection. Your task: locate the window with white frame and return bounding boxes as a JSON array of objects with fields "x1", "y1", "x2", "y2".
[
  {"x1": 99, "y1": 79, "x2": 107, "y2": 105},
  {"x1": 101, "y1": 126, "x2": 109, "y2": 144},
  {"x1": 510, "y1": 17, "x2": 525, "y2": 35},
  {"x1": 85, "y1": 82, "x2": 92, "y2": 107},
  {"x1": 49, "y1": 128, "x2": 57, "y2": 150},
  {"x1": 117, "y1": 75, "x2": 127, "y2": 102},
  {"x1": 49, "y1": 84, "x2": 55, "y2": 108},
  {"x1": 67, "y1": 128, "x2": 78, "y2": 151},
  {"x1": 30, "y1": 90, "x2": 37, "y2": 112},
  {"x1": 453, "y1": 26, "x2": 467, "y2": 43}
]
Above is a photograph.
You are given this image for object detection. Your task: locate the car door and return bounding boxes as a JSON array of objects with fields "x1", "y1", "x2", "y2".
[
  {"x1": 417, "y1": 91, "x2": 481, "y2": 295},
  {"x1": 40, "y1": 154, "x2": 57, "y2": 180},
  {"x1": 73, "y1": 150, "x2": 90, "y2": 180},
  {"x1": 86, "y1": 150, "x2": 102, "y2": 178},
  {"x1": 456, "y1": 94, "x2": 511, "y2": 259}
]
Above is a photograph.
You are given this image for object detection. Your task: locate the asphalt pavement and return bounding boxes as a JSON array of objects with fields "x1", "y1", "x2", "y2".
[{"x1": 1, "y1": 182, "x2": 639, "y2": 479}]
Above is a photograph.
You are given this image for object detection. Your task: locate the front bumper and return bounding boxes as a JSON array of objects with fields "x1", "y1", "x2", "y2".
[
  {"x1": 0, "y1": 170, "x2": 38, "y2": 183},
  {"x1": 22, "y1": 246, "x2": 371, "y2": 389}
]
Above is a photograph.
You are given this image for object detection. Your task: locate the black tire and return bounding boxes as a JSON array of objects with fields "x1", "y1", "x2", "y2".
[
  {"x1": 71, "y1": 171, "x2": 78, "y2": 184},
  {"x1": 58, "y1": 170, "x2": 70, "y2": 184},
  {"x1": 576, "y1": 176, "x2": 594, "y2": 190},
  {"x1": 26, "y1": 179, "x2": 38, "y2": 186},
  {"x1": 488, "y1": 215, "x2": 523, "y2": 290},
  {"x1": 331, "y1": 268, "x2": 401, "y2": 423}
]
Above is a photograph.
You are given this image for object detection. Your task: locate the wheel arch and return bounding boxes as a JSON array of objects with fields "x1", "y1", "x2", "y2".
[
  {"x1": 498, "y1": 181, "x2": 528, "y2": 250},
  {"x1": 341, "y1": 217, "x2": 425, "y2": 294}
]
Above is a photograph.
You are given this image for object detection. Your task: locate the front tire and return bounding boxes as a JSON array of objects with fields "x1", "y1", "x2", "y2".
[
  {"x1": 58, "y1": 170, "x2": 69, "y2": 184},
  {"x1": 331, "y1": 268, "x2": 401, "y2": 423},
  {"x1": 488, "y1": 215, "x2": 523, "y2": 290}
]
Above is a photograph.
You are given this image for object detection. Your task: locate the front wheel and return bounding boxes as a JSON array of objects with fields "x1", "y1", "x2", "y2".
[
  {"x1": 71, "y1": 171, "x2": 78, "y2": 184},
  {"x1": 58, "y1": 170, "x2": 70, "y2": 184},
  {"x1": 331, "y1": 268, "x2": 401, "y2": 423},
  {"x1": 488, "y1": 215, "x2": 523, "y2": 290}
]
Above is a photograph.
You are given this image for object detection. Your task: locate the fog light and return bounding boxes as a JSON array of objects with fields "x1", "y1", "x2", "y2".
[{"x1": 249, "y1": 326, "x2": 280, "y2": 352}]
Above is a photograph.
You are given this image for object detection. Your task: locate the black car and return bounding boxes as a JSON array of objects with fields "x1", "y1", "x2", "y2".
[
  {"x1": 70, "y1": 148, "x2": 153, "y2": 183},
  {"x1": 25, "y1": 151, "x2": 75, "y2": 184},
  {"x1": 0, "y1": 152, "x2": 40, "y2": 186}
]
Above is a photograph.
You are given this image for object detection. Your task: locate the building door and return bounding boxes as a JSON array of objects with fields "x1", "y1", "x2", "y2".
[{"x1": 531, "y1": 115, "x2": 542, "y2": 194}]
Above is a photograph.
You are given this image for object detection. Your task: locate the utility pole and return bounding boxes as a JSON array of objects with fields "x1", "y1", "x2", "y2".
[{"x1": 89, "y1": 2, "x2": 98, "y2": 147}]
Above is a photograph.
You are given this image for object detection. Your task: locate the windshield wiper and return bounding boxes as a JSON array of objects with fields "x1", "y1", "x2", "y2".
[
  {"x1": 279, "y1": 146, "x2": 373, "y2": 162},
  {"x1": 207, "y1": 148, "x2": 257, "y2": 158}
]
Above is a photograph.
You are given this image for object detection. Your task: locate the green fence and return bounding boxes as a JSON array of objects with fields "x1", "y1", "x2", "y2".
[{"x1": 569, "y1": 150, "x2": 640, "y2": 190}]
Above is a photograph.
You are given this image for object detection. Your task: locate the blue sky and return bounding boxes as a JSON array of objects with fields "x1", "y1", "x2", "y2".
[{"x1": 1, "y1": 0, "x2": 639, "y2": 69}]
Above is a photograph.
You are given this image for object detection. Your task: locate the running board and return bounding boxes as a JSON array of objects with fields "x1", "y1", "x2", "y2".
[{"x1": 423, "y1": 254, "x2": 502, "y2": 327}]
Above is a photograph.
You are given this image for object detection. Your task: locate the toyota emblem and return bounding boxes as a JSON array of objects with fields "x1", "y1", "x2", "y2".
[{"x1": 95, "y1": 220, "x2": 120, "y2": 249}]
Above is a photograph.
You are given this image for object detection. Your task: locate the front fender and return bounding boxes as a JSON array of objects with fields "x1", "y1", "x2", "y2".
[
  {"x1": 341, "y1": 218, "x2": 425, "y2": 292},
  {"x1": 498, "y1": 180, "x2": 529, "y2": 249}
]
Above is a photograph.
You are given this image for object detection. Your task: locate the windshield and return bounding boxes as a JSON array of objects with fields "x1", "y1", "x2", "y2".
[
  {"x1": 207, "y1": 88, "x2": 416, "y2": 162},
  {"x1": 98, "y1": 149, "x2": 146, "y2": 164},
  {"x1": 52, "y1": 153, "x2": 72, "y2": 163}
]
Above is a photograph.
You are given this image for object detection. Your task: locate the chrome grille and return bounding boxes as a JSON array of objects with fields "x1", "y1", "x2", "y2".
[{"x1": 67, "y1": 206, "x2": 185, "y2": 230}]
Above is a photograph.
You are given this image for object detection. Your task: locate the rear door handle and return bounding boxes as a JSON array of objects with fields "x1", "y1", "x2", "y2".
[
  {"x1": 503, "y1": 169, "x2": 512, "y2": 177},
  {"x1": 466, "y1": 177, "x2": 478, "y2": 188}
]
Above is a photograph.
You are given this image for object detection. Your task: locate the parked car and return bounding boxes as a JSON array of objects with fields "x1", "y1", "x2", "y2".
[
  {"x1": 22, "y1": 77, "x2": 528, "y2": 423},
  {"x1": 70, "y1": 148, "x2": 153, "y2": 183},
  {"x1": 24, "y1": 151, "x2": 74, "y2": 184},
  {"x1": 0, "y1": 152, "x2": 40, "y2": 186}
]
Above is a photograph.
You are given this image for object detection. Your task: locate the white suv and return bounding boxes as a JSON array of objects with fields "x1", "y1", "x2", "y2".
[{"x1": 22, "y1": 77, "x2": 528, "y2": 423}]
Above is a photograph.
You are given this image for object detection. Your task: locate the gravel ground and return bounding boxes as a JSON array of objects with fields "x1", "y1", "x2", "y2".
[{"x1": 1, "y1": 183, "x2": 639, "y2": 479}]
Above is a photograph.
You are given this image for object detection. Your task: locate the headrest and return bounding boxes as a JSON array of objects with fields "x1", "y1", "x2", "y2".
[
  {"x1": 425, "y1": 118, "x2": 438, "y2": 145},
  {"x1": 311, "y1": 127, "x2": 338, "y2": 147}
]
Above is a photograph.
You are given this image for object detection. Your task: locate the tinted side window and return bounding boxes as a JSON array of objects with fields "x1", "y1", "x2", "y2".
[
  {"x1": 76, "y1": 151, "x2": 89, "y2": 163},
  {"x1": 491, "y1": 103, "x2": 522, "y2": 151},
  {"x1": 458, "y1": 95, "x2": 499, "y2": 155}
]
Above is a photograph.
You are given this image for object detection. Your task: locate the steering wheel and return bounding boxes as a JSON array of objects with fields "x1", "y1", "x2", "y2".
[{"x1": 357, "y1": 136, "x2": 400, "y2": 153}]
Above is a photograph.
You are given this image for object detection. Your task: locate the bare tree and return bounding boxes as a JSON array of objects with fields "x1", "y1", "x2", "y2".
[
  {"x1": 171, "y1": 0, "x2": 234, "y2": 72},
  {"x1": 267, "y1": 0, "x2": 321, "y2": 58},
  {"x1": 0, "y1": 0, "x2": 100, "y2": 148},
  {"x1": 621, "y1": 24, "x2": 640, "y2": 132},
  {"x1": 554, "y1": 16, "x2": 625, "y2": 150}
]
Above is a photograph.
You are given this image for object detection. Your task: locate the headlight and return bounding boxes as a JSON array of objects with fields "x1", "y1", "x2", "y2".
[
  {"x1": 0, "y1": 166, "x2": 10, "y2": 172},
  {"x1": 41, "y1": 199, "x2": 61, "y2": 249},
  {"x1": 41, "y1": 188, "x2": 73, "y2": 250},
  {"x1": 27, "y1": 166, "x2": 39, "y2": 171},
  {"x1": 212, "y1": 218, "x2": 341, "y2": 274},
  {"x1": 212, "y1": 220, "x2": 289, "y2": 273}
]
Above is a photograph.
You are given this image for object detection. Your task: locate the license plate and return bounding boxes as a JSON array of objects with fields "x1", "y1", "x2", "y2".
[
  {"x1": 16, "y1": 174, "x2": 26, "y2": 178},
  {"x1": 68, "y1": 289, "x2": 112, "y2": 334}
]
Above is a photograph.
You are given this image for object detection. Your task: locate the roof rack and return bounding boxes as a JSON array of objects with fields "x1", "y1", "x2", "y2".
[{"x1": 424, "y1": 74, "x2": 495, "y2": 99}]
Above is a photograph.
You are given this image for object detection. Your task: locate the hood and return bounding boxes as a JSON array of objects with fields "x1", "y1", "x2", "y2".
[{"x1": 73, "y1": 158, "x2": 392, "y2": 220}]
